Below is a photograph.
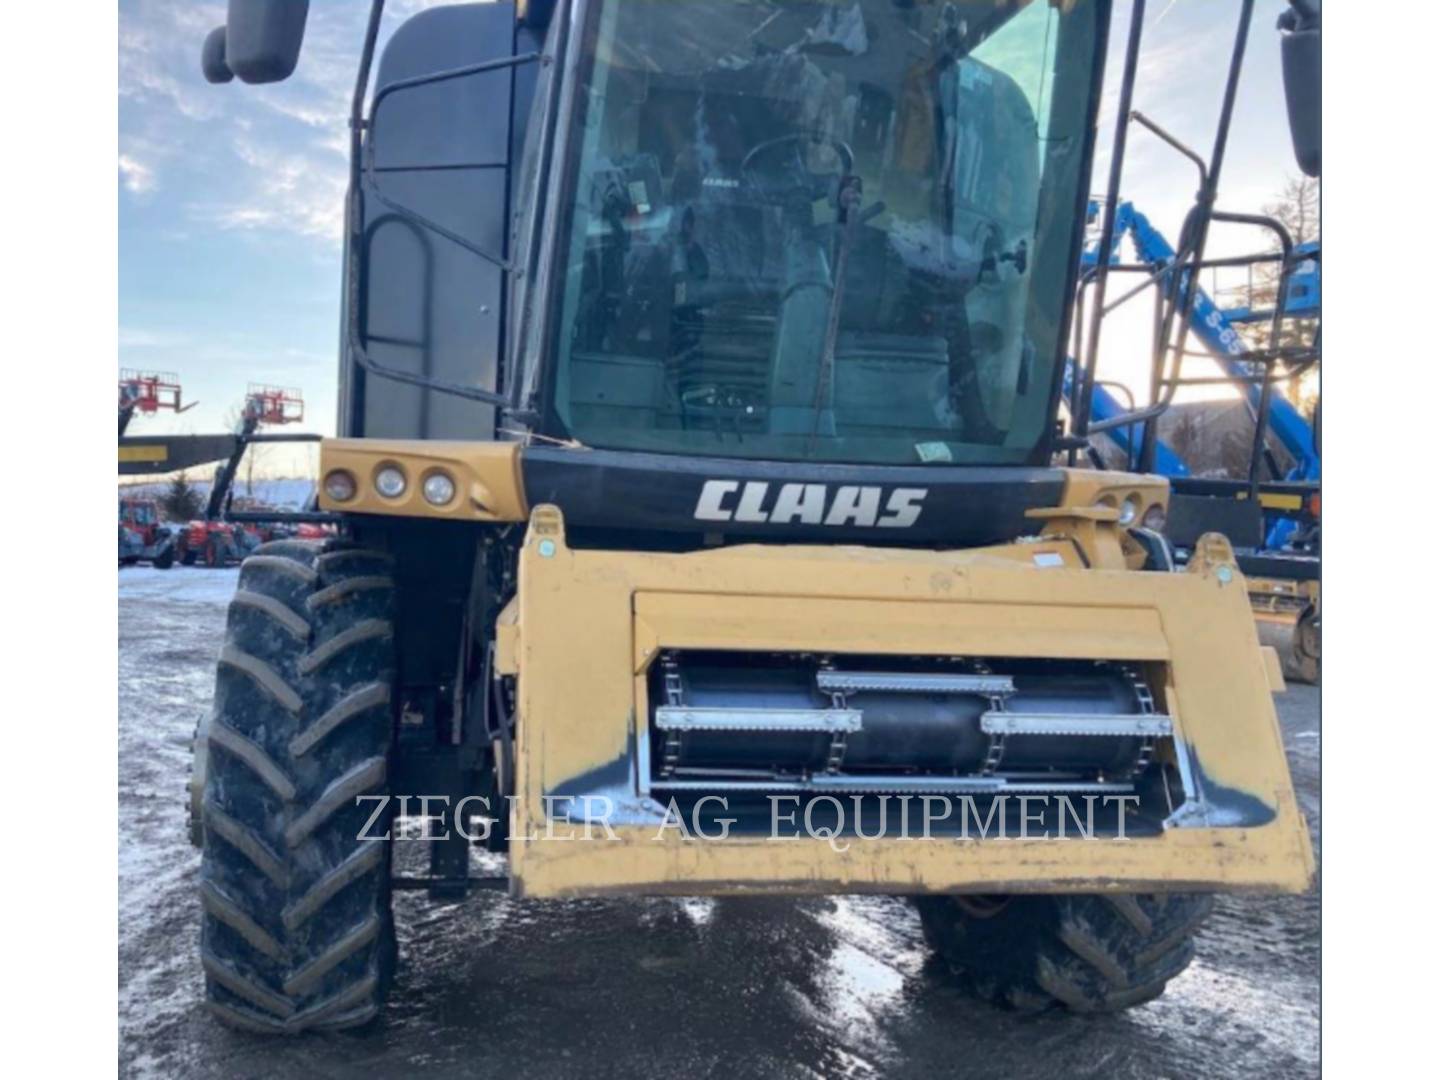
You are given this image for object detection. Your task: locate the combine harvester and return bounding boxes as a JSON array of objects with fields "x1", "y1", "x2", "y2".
[
  {"x1": 1073, "y1": 201, "x2": 1321, "y2": 680},
  {"x1": 178, "y1": 0, "x2": 1319, "y2": 1032}
]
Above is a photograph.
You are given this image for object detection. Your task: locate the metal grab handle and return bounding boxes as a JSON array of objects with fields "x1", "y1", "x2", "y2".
[
  {"x1": 1070, "y1": 0, "x2": 1261, "y2": 469},
  {"x1": 341, "y1": 0, "x2": 542, "y2": 411}
]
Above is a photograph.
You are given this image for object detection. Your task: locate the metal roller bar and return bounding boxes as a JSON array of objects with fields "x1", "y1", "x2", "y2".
[
  {"x1": 654, "y1": 707, "x2": 863, "y2": 733},
  {"x1": 806, "y1": 775, "x2": 1134, "y2": 795},
  {"x1": 816, "y1": 672, "x2": 1016, "y2": 695},
  {"x1": 980, "y1": 713, "x2": 1174, "y2": 738},
  {"x1": 649, "y1": 776, "x2": 1134, "y2": 795}
]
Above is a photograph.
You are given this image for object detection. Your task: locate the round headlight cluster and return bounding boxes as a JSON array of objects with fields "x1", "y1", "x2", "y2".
[
  {"x1": 374, "y1": 465, "x2": 407, "y2": 499},
  {"x1": 1095, "y1": 491, "x2": 1162, "y2": 529},
  {"x1": 422, "y1": 471, "x2": 456, "y2": 506},
  {"x1": 325, "y1": 462, "x2": 460, "y2": 509},
  {"x1": 323, "y1": 469, "x2": 357, "y2": 503}
]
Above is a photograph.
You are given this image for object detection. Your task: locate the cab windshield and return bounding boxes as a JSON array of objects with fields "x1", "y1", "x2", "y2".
[
  {"x1": 548, "y1": 0, "x2": 1101, "y2": 465},
  {"x1": 122, "y1": 501, "x2": 156, "y2": 526}
]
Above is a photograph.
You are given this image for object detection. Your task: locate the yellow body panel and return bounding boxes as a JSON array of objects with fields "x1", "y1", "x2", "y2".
[
  {"x1": 311, "y1": 438, "x2": 1311, "y2": 898},
  {"x1": 118, "y1": 444, "x2": 169, "y2": 465},
  {"x1": 314, "y1": 437, "x2": 1156, "y2": 531},
  {"x1": 318, "y1": 439, "x2": 527, "y2": 522},
  {"x1": 1249, "y1": 575, "x2": 1320, "y2": 617},
  {"x1": 508, "y1": 505, "x2": 1313, "y2": 899}
]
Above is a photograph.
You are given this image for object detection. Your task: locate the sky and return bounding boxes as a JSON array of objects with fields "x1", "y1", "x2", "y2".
[{"x1": 118, "y1": 0, "x2": 1306, "y2": 476}]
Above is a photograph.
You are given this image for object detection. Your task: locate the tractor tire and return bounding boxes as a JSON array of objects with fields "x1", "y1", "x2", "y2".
[
  {"x1": 197, "y1": 539, "x2": 398, "y2": 1034},
  {"x1": 153, "y1": 545, "x2": 176, "y2": 570},
  {"x1": 182, "y1": 549, "x2": 199, "y2": 567},
  {"x1": 913, "y1": 892, "x2": 1212, "y2": 1013},
  {"x1": 1290, "y1": 606, "x2": 1320, "y2": 685}
]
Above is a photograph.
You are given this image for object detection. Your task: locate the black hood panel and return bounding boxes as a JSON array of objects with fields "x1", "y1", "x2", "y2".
[{"x1": 520, "y1": 447, "x2": 1064, "y2": 546}]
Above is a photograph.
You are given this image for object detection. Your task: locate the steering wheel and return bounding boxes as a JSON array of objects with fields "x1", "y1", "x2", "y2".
[{"x1": 740, "y1": 132, "x2": 856, "y2": 207}]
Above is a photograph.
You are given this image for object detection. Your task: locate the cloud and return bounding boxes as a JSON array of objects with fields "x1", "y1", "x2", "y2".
[
  {"x1": 119, "y1": 1, "x2": 359, "y2": 247},
  {"x1": 119, "y1": 326, "x2": 187, "y2": 349},
  {"x1": 118, "y1": 153, "x2": 157, "y2": 194},
  {"x1": 119, "y1": 2, "x2": 226, "y2": 122},
  {"x1": 120, "y1": 0, "x2": 466, "y2": 249},
  {"x1": 184, "y1": 132, "x2": 349, "y2": 240}
]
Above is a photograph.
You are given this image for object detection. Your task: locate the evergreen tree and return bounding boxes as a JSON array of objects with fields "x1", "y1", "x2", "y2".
[{"x1": 161, "y1": 471, "x2": 204, "y2": 522}]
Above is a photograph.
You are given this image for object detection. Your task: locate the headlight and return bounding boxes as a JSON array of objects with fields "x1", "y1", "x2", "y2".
[
  {"x1": 1141, "y1": 504, "x2": 1167, "y2": 532},
  {"x1": 323, "y1": 469, "x2": 357, "y2": 502},
  {"x1": 422, "y1": 471, "x2": 456, "y2": 506},
  {"x1": 374, "y1": 465, "x2": 407, "y2": 499},
  {"x1": 1117, "y1": 495, "x2": 1140, "y2": 526}
]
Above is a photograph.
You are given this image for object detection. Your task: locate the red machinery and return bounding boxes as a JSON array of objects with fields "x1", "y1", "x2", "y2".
[
  {"x1": 118, "y1": 376, "x2": 327, "y2": 567},
  {"x1": 119, "y1": 370, "x2": 183, "y2": 414},
  {"x1": 178, "y1": 385, "x2": 314, "y2": 566},
  {"x1": 118, "y1": 370, "x2": 195, "y2": 436},
  {"x1": 118, "y1": 495, "x2": 178, "y2": 569},
  {"x1": 244, "y1": 384, "x2": 304, "y2": 426}
]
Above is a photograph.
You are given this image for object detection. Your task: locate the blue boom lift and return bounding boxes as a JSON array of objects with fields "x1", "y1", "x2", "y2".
[
  {"x1": 1068, "y1": 185, "x2": 1321, "y2": 683},
  {"x1": 1078, "y1": 201, "x2": 1319, "y2": 491}
]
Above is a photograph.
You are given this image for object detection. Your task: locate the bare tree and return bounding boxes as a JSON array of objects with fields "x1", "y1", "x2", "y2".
[
  {"x1": 1230, "y1": 175, "x2": 1319, "y2": 413},
  {"x1": 1219, "y1": 428, "x2": 1257, "y2": 480},
  {"x1": 222, "y1": 401, "x2": 270, "y2": 502},
  {"x1": 1168, "y1": 410, "x2": 1205, "y2": 468}
]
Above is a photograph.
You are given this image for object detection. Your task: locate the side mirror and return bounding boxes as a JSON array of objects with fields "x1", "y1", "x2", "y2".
[
  {"x1": 221, "y1": 0, "x2": 310, "y2": 85},
  {"x1": 201, "y1": 27, "x2": 234, "y2": 84},
  {"x1": 1279, "y1": 1, "x2": 1320, "y2": 177}
]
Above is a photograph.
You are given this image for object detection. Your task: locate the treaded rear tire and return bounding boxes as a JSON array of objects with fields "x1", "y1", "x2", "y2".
[
  {"x1": 1291, "y1": 606, "x2": 1320, "y2": 684},
  {"x1": 198, "y1": 539, "x2": 398, "y2": 1034},
  {"x1": 913, "y1": 892, "x2": 1212, "y2": 1013}
]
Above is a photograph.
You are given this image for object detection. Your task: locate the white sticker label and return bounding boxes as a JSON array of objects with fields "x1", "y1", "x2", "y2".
[
  {"x1": 627, "y1": 180, "x2": 650, "y2": 214},
  {"x1": 915, "y1": 441, "x2": 953, "y2": 464},
  {"x1": 1033, "y1": 552, "x2": 1065, "y2": 568}
]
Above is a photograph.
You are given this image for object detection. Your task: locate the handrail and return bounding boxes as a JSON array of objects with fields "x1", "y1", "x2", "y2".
[
  {"x1": 362, "y1": 50, "x2": 542, "y2": 272},
  {"x1": 341, "y1": 0, "x2": 541, "y2": 412},
  {"x1": 1072, "y1": 0, "x2": 1267, "y2": 457},
  {"x1": 1070, "y1": 0, "x2": 1146, "y2": 464}
]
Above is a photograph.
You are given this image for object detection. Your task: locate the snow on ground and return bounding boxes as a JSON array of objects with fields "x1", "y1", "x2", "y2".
[
  {"x1": 118, "y1": 567, "x2": 236, "y2": 1078},
  {"x1": 118, "y1": 476, "x2": 317, "y2": 510},
  {"x1": 118, "y1": 566, "x2": 241, "y2": 605},
  {"x1": 119, "y1": 567, "x2": 1320, "y2": 1079}
]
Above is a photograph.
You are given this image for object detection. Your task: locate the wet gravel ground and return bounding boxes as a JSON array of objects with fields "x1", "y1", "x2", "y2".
[{"x1": 120, "y1": 566, "x2": 1320, "y2": 1079}]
